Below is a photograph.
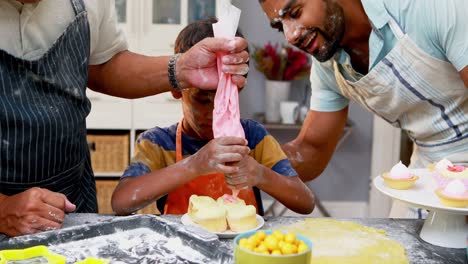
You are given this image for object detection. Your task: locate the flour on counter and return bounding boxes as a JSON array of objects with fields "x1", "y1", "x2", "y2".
[
  {"x1": 48, "y1": 228, "x2": 212, "y2": 264},
  {"x1": 6, "y1": 257, "x2": 48, "y2": 264}
]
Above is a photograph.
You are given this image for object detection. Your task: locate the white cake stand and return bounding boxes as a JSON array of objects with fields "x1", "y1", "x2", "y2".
[{"x1": 373, "y1": 169, "x2": 468, "y2": 248}]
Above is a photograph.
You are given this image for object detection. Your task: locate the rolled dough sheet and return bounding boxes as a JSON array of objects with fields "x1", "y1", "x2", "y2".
[{"x1": 280, "y1": 219, "x2": 409, "y2": 264}]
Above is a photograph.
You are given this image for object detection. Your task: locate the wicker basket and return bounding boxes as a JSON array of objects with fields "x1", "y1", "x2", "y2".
[
  {"x1": 95, "y1": 179, "x2": 161, "y2": 215},
  {"x1": 87, "y1": 134, "x2": 130, "y2": 173}
]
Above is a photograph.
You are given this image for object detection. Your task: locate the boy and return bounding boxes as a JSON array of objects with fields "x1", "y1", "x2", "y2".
[{"x1": 111, "y1": 18, "x2": 315, "y2": 216}]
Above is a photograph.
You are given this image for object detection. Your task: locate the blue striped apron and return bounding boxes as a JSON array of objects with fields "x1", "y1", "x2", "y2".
[
  {"x1": 333, "y1": 17, "x2": 468, "y2": 218},
  {"x1": 0, "y1": 0, "x2": 97, "y2": 213}
]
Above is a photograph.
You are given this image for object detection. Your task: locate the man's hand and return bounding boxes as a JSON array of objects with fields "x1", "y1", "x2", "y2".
[
  {"x1": 177, "y1": 37, "x2": 250, "y2": 90},
  {"x1": 0, "y1": 188, "x2": 76, "y2": 237},
  {"x1": 225, "y1": 155, "x2": 264, "y2": 190},
  {"x1": 188, "y1": 137, "x2": 249, "y2": 176}
]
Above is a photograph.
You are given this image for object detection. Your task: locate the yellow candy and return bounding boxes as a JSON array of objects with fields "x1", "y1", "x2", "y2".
[
  {"x1": 239, "y1": 238, "x2": 248, "y2": 247},
  {"x1": 264, "y1": 235, "x2": 279, "y2": 251},
  {"x1": 281, "y1": 243, "x2": 298, "y2": 255},
  {"x1": 244, "y1": 244, "x2": 255, "y2": 252},
  {"x1": 284, "y1": 232, "x2": 297, "y2": 244},
  {"x1": 272, "y1": 230, "x2": 285, "y2": 241},
  {"x1": 278, "y1": 240, "x2": 285, "y2": 248},
  {"x1": 271, "y1": 249, "x2": 282, "y2": 255},
  {"x1": 297, "y1": 242, "x2": 308, "y2": 253},
  {"x1": 240, "y1": 231, "x2": 308, "y2": 256},
  {"x1": 255, "y1": 243, "x2": 268, "y2": 253},
  {"x1": 255, "y1": 230, "x2": 267, "y2": 241},
  {"x1": 247, "y1": 235, "x2": 259, "y2": 247}
]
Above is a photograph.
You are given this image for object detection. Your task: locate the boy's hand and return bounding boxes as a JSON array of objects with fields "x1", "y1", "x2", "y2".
[
  {"x1": 189, "y1": 137, "x2": 249, "y2": 176},
  {"x1": 225, "y1": 156, "x2": 264, "y2": 189},
  {"x1": 0, "y1": 188, "x2": 76, "y2": 237}
]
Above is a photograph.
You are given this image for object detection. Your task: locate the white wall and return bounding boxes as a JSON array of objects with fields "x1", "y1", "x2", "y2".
[
  {"x1": 233, "y1": 0, "x2": 374, "y2": 203},
  {"x1": 232, "y1": 0, "x2": 285, "y2": 117}
]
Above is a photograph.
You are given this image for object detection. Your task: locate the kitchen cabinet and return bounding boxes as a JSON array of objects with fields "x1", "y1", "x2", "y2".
[{"x1": 115, "y1": 0, "x2": 222, "y2": 55}]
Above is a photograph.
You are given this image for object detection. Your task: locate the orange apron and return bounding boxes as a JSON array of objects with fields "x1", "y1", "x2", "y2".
[{"x1": 164, "y1": 121, "x2": 258, "y2": 214}]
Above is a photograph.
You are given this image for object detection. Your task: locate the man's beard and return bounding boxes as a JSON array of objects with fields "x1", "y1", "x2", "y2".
[{"x1": 312, "y1": 0, "x2": 345, "y2": 62}]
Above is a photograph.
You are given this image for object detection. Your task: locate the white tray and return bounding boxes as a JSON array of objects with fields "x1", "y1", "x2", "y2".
[{"x1": 373, "y1": 169, "x2": 468, "y2": 248}]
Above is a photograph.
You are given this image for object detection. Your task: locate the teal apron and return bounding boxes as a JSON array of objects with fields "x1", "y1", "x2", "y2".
[{"x1": 0, "y1": 0, "x2": 97, "y2": 212}]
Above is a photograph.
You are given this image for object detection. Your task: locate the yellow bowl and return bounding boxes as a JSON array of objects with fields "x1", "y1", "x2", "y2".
[
  {"x1": 233, "y1": 230, "x2": 312, "y2": 264},
  {"x1": 435, "y1": 189, "x2": 468, "y2": 208},
  {"x1": 381, "y1": 173, "x2": 419, "y2": 190}
]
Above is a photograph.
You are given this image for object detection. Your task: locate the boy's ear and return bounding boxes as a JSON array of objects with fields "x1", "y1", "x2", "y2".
[{"x1": 171, "y1": 90, "x2": 182, "y2": 99}]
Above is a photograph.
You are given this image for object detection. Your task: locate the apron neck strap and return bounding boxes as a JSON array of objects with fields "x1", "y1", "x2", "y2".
[
  {"x1": 387, "y1": 18, "x2": 405, "y2": 40},
  {"x1": 383, "y1": 4, "x2": 405, "y2": 40},
  {"x1": 70, "y1": 0, "x2": 86, "y2": 15}
]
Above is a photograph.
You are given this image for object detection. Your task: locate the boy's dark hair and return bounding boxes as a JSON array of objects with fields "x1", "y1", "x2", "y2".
[{"x1": 174, "y1": 17, "x2": 248, "y2": 55}]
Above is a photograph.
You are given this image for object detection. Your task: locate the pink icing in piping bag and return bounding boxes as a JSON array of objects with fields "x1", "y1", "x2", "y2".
[
  {"x1": 212, "y1": 1, "x2": 244, "y2": 196},
  {"x1": 222, "y1": 193, "x2": 238, "y2": 203}
]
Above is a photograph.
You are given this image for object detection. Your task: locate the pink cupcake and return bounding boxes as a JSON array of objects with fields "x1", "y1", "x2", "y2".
[
  {"x1": 433, "y1": 158, "x2": 468, "y2": 188},
  {"x1": 381, "y1": 161, "x2": 419, "y2": 190},
  {"x1": 435, "y1": 180, "x2": 468, "y2": 208}
]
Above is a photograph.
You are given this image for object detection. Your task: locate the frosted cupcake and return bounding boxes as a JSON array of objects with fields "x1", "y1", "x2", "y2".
[
  {"x1": 188, "y1": 195, "x2": 217, "y2": 219},
  {"x1": 191, "y1": 206, "x2": 228, "y2": 232},
  {"x1": 433, "y1": 158, "x2": 468, "y2": 188},
  {"x1": 226, "y1": 204, "x2": 257, "y2": 232},
  {"x1": 381, "y1": 161, "x2": 419, "y2": 190},
  {"x1": 217, "y1": 195, "x2": 257, "y2": 232},
  {"x1": 188, "y1": 195, "x2": 228, "y2": 232},
  {"x1": 435, "y1": 180, "x2": 468, "y2": 208}
]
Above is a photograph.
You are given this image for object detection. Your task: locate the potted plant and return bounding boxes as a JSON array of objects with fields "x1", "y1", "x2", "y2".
[{"x1": 252, "y1": 42, "x2": 311, "y2": 123}]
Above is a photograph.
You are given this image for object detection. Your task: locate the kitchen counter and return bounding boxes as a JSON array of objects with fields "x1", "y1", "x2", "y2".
[{"x1": 1, "y1": 214, "x2": 466, "y2": 263}]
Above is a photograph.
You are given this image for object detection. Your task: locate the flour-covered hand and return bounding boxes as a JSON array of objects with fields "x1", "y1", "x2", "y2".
[
  {"x1": 188, "y1": 137, "x2": 249, "y2": 176},
  {"x1": 0, "y1": 188, "x2": 76, "y2": 237},
  {"x1": 225, "y1": 155, "x2": 264, "y2": 189}
]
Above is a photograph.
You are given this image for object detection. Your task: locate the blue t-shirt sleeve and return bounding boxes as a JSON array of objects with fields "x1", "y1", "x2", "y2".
[
  {"x1": 309, "y1": 59, "x2": 350, "y2": 112},
  {"x1": 271, "y1": 159, "x2": 298, "y2": 177},
  {"x1": 122, "y1": 161, "x2": 151, "y2": 178},
  {"x1": 121, "y1": 128, "x2": 170, "y2": 178},
  {"x1": 430, "y1": 0, "x2": 468, "y2": 71}
]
